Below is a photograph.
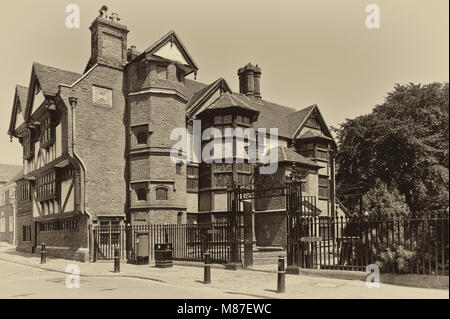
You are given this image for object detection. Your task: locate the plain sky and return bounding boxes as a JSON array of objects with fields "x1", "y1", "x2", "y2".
[{"x1": 0, "y1": 0, "x2": 448, "y2": 165}]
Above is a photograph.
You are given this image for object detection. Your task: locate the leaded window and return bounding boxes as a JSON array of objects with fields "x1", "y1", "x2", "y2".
[
  {"x1": 155, "y1": 187, "x2": 168, "y2": 200},
  {"x1": 40, "y1": 114, "x2": 55, "y2": 149},
  {"x1": 36, "y1": 170, "x2": 57, "y2": 201}
]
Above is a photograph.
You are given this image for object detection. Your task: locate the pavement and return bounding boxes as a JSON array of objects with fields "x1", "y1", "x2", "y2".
[{"x1": 0, "y1": 245, "x2": 448, "y2": 299}]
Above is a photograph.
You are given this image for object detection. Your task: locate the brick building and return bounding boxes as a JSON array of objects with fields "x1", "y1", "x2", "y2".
[
  {"x1": 0, "y1": 165, "x2": 22, "y2": 245},
  {"x1": 8, "y1": 8, "x2": 343, "y2": 260}
]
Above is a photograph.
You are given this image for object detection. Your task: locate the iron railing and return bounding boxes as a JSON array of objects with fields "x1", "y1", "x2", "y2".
[{"x1": 291, "y1": 212, "x2": 449, "y2": 276}]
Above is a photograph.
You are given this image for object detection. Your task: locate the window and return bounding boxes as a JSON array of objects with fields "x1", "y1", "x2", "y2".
[
  {"x1": 137, "y1": 132, "x2": 148, "y2": 145},
  {"x1": 155, "y1": 187, "x2": 168, "y2": 200},
  {"x1": 318, "y1": 176, "x2": 329, "y2": 199},
  {"x1": 36, "y1": 170, "x2": 57, "y2": 201},
  {"x1": 8, "y1": 216, "x2": 13, "y2": 232},
  {"x1": 186, "y1": 166, "x2": 199, "y2": 192},
  {"x1": 157, "y1": 65, "x2": 167, "y2": 79},
  {"x1": 18, "y1": 181, "x2": 31, "y2": 202},
  {"x1": 298, "y1": 143, "x2": 315, "y2": 158},
  {"x1": 23, "y1": 129, "x2": 34, "y2": 160},
  {"x1": 0, "y1": 218, "x2": 5, "y2": 233},
  {"x1": 39, "y1": 114, "x2": 55, "y2": 149},
  {"x1": 137, "y1": 188, "x2": 147, "y2": 201},
  {"x1": 22, "y1": 225, "x2": 31, "y2": 241},
  {"x1": 40, "y1": 219, "x2": 78, "y2": 232}
]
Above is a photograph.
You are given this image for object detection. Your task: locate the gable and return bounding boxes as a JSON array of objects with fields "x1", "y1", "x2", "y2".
[
  {"x1": 30, "y1": 80, "x2": 46, "y2": 117},
  {"x1": 136, "y1": 30, "x2": 198, "y2": 76},
  {"x1": 8, "y1": 85, "x2": 29, "y2": 137},
  {"x1": 187, "y1": 78, "x2": 232, "y2": 118},
  {"x1": 153, "y1": 41, "x2": 189, "y2": 65},
  {"x1": 294, "y1": 106, "x2": 337, "y2": 148},
  {"x1": 14, "y1": 100, "x2": 24, "y2": 130}
]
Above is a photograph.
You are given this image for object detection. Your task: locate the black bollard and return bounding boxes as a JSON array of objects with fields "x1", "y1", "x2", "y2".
[
  {"x1": 277, "y1": 256, "x2": 285, "y2": 293},
  {"x1": 40, "y1": 243, "x2": 47, "y2": 264},
  {"x1": 203, "y1": 252, "x2": 211, "y2": 284},
  {"x1": 114, "y1": 247, "x2": 120, "y2": 273}
]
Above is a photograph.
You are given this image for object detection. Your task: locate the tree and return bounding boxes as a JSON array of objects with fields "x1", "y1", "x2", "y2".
[
  {"x1": 336, "y1": 82, "x2": 449, "y2": 213},
  {"x1": 362, "y1": 179, "x2": 410, "y2": 217}
]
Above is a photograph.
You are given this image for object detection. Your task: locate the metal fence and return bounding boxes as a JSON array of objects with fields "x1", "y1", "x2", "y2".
[
  {"x1": 93, "y1": 221, "x2": 243, "y2": 265},
  {"x1": 294, "y1": 212, "x2": 449, "y2": 276}
]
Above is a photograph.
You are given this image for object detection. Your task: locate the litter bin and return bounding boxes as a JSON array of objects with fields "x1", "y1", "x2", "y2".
[{"x1": 154, "y1": 243, "x2": 173, "y2": 268}]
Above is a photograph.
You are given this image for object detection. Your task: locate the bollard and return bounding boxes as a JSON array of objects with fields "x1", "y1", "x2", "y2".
[
  {"x1": 277, "y1": 256, "x2": 285, "y2": 293},
  {"x1": 40, "y1": 243, "x2": 47, "y2": 264},
  {"x1": 114, "y1": 247, "x2": 120, "y2": 273},
  {"x1": 203, "y1": 252, "x2": 211, "y2": 284}
]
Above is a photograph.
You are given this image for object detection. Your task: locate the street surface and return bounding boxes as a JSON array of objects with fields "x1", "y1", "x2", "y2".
[{"x1": 0, "y1": 259, "x2": 246, "y2": 299}]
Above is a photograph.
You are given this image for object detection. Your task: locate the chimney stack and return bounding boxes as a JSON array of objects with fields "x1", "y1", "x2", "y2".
[
  {"x1": 85, "y1": 6, "x2": 129, "y2": 72},
  {"x1": 127, "y1": 45, "x2": 140, "y2": 61},
  {"x1": 238, "y1": 63, "x2": 262, "y2": 100}
]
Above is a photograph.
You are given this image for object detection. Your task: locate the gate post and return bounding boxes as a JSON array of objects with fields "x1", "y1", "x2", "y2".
[
  {"x1": 226, "y1": 183, "x2": 243, "y2": 270},
  {"x1": 286, "y1": 184, "x2": 301, "y2": 275}
]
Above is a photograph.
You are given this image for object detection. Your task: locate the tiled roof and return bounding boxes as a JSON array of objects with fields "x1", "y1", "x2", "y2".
[
  {"x1": 206, "y1": 92, "x2": 257, "y2": 112},
  {"x1": 0, "y1": 164, "x2": 22, "y2": 184},
  {"x1": 185, "y1": 79, "x2": 316, "y2": 138},
  {"x1": 33, "y1": 62, "x2": 82, "y2": 96},
  {"x1": 298, "y1": 130, "x2": 333, "y2": 140},
  {"x1": 184, "y1": 79, "x2": 210, "y2": 101},
  {"x1": 270, "y1": 146, "x2": 321, "y2": 167}
]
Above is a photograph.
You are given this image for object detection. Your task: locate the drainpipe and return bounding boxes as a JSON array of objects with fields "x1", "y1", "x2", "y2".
[{"x1": 69, "y1": 97, "x2": 94, "y2": 261}]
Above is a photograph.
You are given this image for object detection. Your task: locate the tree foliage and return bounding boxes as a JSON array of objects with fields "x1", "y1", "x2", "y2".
[{"x1": 336, "y1": 82, "x2": 449, "y2": 213}]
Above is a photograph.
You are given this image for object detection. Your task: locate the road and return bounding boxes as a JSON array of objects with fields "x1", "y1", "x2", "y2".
[{"x1": 0, "y1": 259, "x2": 253, "y2": 299}]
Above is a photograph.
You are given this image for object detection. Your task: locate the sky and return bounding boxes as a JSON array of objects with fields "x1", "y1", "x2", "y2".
[{"x1": 0, "y1": 0, "x2": 448, "y2": 165}]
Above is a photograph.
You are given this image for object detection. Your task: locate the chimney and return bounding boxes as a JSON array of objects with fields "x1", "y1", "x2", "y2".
[
  {"x1": 85, "y1": 5, "x2": 129, "y2": 72},
  {"x1": 238, "y1": 63, "x2": 262, "y2": 100},
  {"x1": 127, "y1": 45, "x2": 140, "y2": 61}
]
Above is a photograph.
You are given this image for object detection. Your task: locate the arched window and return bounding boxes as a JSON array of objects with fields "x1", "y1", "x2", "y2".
[
  {"x1": 137, "y1": 132, "x2": 147, "y2": 145},
  {"x1": 137, "y1": 188, "x2": 147, "y2": 201},
  {"x1": 155, "y1": 187, "x2": 168, "y2": 200},
  {"x1": 177, "y1": 212, "x2": 183, "y2": 224}
]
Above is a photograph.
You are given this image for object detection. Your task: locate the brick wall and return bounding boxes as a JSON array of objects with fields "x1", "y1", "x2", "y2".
[{"x1": 59, "y1": 65, "x2": 127, "y2": 219}]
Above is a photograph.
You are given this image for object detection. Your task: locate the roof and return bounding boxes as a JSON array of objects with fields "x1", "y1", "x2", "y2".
[
  {"x1": 33, "y1": 62, "x2": 82, "y2": 96},
  {"x1": 0, "y1": 164, "x2": 22, "y2": 184},
  {"x1": 205, "y1": 92, "x2": 257, "y2": 113},
  {"x1": 298, "y1": 130, "x2": 333, "y2": 141},
  {"x1": 184, "y1": 79, "x2": 210, "y2": 101},
  {"x1": 131, "y1": 30, "x2": 199, "y2": 74},
  {"x1": 269, "y1": 146, "x2": 321, "y2": 168},
  {"x1": 185, "y1": 78, "x2": 317, "y2": 138}
]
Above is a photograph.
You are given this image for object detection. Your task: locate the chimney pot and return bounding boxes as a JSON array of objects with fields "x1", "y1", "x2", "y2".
[{"x1": 238, "y1": 63, "x2": 261, "y2": 99}]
